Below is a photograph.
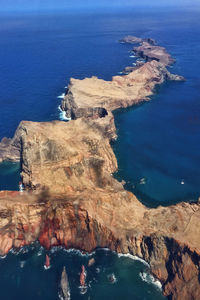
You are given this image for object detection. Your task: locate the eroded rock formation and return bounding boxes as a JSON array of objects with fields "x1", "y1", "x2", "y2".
[
  {"x1": 61, "y1": 60, "x2": 183, "y2": 120},
  {"x1": 119, "y1": 35, "x2": 156, "y2": 45},
  {"x1": 0, "y1": 117, "x2": 199, "y2": 299},
  {"x1": 0, "y1": 135, "x2": 20, "y2": 163},
  {"x1": 0, "y1": 188, "x2": 199, "y2": 299},
  {"x1": 133, "y1": 41, "x2": 175, "y2": 66},
  {"x1": 0, "y1": 37, "x2": 198, "y2": 299}
]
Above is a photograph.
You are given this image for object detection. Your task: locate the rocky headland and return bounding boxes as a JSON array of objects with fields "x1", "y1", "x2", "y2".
[
  {"x1": 133, "y1": 41, "x2": 175, "y2": 66},
  {"x1": 119, "y1": 35, "x2": 156, "y2": 46},
  {"x1": 60, "y1": 60, "x2": 183, "y2": 120},
  {"x1": 0, "y1": 37, "x2": 199, "y2": 299},
  {"x1": 119, "y1": 35, "x2": 176, "y2": 75}
]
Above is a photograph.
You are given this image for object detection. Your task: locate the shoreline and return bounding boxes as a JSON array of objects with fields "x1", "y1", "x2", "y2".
[
  {"x1": 2, "y1": 243, "x2": 164, "y2": 297},
  {"x1": 0, "y1": 37, "x2": 199, "y2": 299}
]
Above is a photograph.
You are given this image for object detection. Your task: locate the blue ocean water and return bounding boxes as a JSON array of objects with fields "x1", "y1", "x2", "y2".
[
  {"x1": 0, "y1": 245, "x2": 165, "y2": 300},
  {"x1": 113, "y1": 9, "x2": 200, "y2": 206},
  {"x1": 0, "y1": 6, "x2": 199, "y2": 299},
  {"x1": 0, "y1": 8, "x2": 199, "y2": 205}
]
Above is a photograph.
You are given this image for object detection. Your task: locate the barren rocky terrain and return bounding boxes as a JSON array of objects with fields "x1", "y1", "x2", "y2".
[{"x1": 0, "y1": 37, "x2": 199, "y2": 299}]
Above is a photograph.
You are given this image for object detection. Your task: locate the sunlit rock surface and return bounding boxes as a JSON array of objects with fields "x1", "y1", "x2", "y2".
[{"x1": 0, "y1": 38, "x2": 198, "y2": 299}]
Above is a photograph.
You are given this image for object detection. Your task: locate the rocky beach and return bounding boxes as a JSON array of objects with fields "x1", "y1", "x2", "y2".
[{"x1": 0, "y1": 37, "x2": 199, "y2": 299}]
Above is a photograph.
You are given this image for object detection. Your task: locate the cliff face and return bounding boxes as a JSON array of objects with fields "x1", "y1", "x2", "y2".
[
  {"x1": 0, "y1": 131, "x2": 21, "y2": 163},
  {"x1": 61, "y1": 60, "x2": 184, "y2": 120},
  {"x1": 0, "y1": 37, "x2": 199, "y2": 299},
  {"x1": 0, "y1": 118, "x2": 199, "y2": 299},
  {"x1": 133, "y1": 41, "x2": 175, "y2": 66},
  {"x1": 120, "y1": 36, "x2": 174, "y2": 66},
  {"x1": 18, "y1": 118, "x2": 119, "y2": 194},
  {"x1": 0, "y1": 190, "x2": 199, "y2": 300}
]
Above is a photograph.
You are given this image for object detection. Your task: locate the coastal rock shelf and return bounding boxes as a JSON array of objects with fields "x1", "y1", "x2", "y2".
[{"x1": 0, "y1": 37, "x2": 199, "y2": 299}]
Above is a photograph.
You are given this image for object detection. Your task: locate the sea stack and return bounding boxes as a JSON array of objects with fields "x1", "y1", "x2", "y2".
[{"x1": 60, "y1": 267, "x2": 70, "y2": 300}]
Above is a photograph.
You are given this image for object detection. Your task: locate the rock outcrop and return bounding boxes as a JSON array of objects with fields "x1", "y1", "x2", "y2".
[
  {"x1": 133, "y1": 41, "x2": 175, "y2": 66},
  {"x1": 0, "y1": 37, "x2": 198, "y2": 299},
  {"x1": 0, "y1": 134, "x2": 21, "y2": 163},
  {"x1": 60, "y1": 267, "x2": 70, "y2": 300},
  {"x1": 119, "y1": 35, "x2": 173, "y2": 67},
  {"x1": 61, "y1": 60, "x2": 183, "y2": 120},
  {"x1": 0, "y1": 117, "x2": 199, "y2": 299},
  {"x1": 119, "y1": 35, "x2": 156, "y2": 45}
]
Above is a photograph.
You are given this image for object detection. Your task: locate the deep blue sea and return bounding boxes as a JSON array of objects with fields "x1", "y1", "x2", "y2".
[
  {"x1": 0, "y1": 245, "x2": 164, "y2": 300},
  {"x1": 0, "y1": 6, "x2": 199, "y2": 299}
]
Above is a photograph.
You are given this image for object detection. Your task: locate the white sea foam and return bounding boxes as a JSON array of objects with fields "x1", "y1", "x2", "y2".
[
  {"x1": 20, "y1": 261, "x2": 26, "y2": 268},
  {"x1": 49, "y1": 246, "x2": 95, "y2": 257},
  {"x1": 100, "y1": 247, "x2": 110, "y2": 252},
  {"x1": 79, "y1": 286, "x2": 87, "y2": 295},
  {"x1": 37, "y1": 246, "x2": 44, "y2": 256},
  {"x1": 129, "y1": 55, "x2": 136, "y2": 58},
  {"x1": 57, "y1": 93, "x2": 65, "y2": 99},
  {"x1": 58, "y1": 289, "x2": 71, "y2": 300},
  {"x1": 139, "y1": 271, "x2": 162, "y2": 290},
  {"x1": 107, "y1": 273, "x2": 117, "y2": 284},
  {"x1": 10, "y1": 246, "x2": 29, "y2": 255},
  {"x1": 50, "y1": 246, "x2": 63, "y2": 254},
  {"x1": 132, "y1": 62, "x2": 136, "y2": 66},
  {"x1": 96, "y1": 267, "x2": 101, "y2": 273},
  {"x1": 63, "y1": 248, "x2": 95, "y2": 257},
  {"x1": 58, "y1": 105, "x2": 71, "y2": 121},
  {"x1": 118, "y1": 253, "x2": 149, "y2": 267}
]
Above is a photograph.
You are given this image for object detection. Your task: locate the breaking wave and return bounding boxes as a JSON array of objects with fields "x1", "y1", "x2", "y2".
[
  {"x1": 57, "y1": 93, "x2": 65, "y2": 99},
  {"x1": 58, "y1": 105, "x2": 71, "y2": 121},
  {"x1": 118, "y1": 253, "x2": 149, "y2": 267},
  {"x1": 139, "y1": 271, "x2": 162, "y2": 290}
]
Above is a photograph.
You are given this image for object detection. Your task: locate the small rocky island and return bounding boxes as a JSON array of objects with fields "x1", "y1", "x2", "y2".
[{"x1": 0, "y1": 37, "x2": 199, "y2": 300}]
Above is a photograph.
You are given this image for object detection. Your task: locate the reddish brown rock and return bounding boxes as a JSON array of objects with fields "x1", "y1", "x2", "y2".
[
  {"x1": 0, "y1": 190, "x2": 199, "y2": 299},
  {"x1": 0, "y1": 39, "x2": 197, "y2": 300},
  {"x1": 0, "y1": 119, "x2": 199, "y2": 300}
]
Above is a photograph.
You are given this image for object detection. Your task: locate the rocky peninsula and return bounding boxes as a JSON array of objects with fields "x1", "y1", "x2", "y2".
[{"x1": 0, "y1": 37, "x2": 199, "y2": 299}]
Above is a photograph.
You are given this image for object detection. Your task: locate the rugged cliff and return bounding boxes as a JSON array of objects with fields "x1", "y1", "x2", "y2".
[
  {"x1": 60, "y1": 60, "x2": 184, "y2": 120},
  {"x1": 0, "y1": 117, "x2": 199, "y2": 299},
  {"x1": 119, "y1": 35, "x2": 174, "y2": 66},
  {"x1": 0, "y1": 37, "x2": 199, "y2": 299},
  {"x1": 133, "y1": 41, "x2": 175, "y2": 66},
  {"x1": 0, "y1": 189, "x2": 199, "y2": 299}
]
